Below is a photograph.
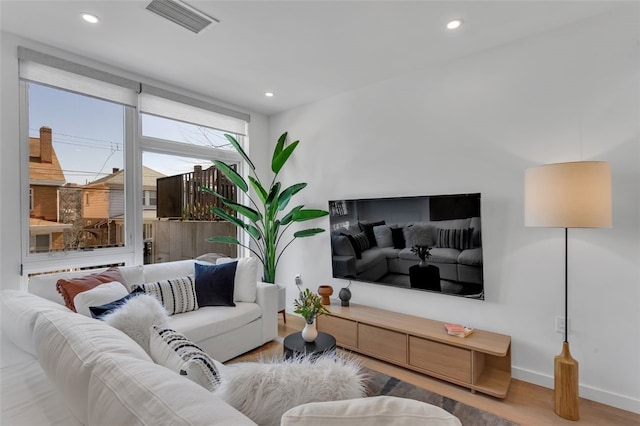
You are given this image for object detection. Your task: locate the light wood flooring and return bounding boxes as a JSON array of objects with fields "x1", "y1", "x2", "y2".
[{"x1": 229, "y1": 314, "x2": 639, "y2": 426}]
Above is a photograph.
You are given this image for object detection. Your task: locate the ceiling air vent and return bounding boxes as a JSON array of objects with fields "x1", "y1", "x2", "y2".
[{"x1": 146, "y1": 0, "x2": 218, "y2": 34}]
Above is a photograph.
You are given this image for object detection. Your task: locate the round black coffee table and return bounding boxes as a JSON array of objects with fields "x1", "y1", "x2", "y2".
[{"x1": 283, "y1": 331, "x2": 336, "y2": 360}]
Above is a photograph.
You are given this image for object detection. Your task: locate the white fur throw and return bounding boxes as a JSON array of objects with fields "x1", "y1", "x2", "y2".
[
  {"x1": 214, "y1": 354, "x2": 366, "y2": 426},
  {"x1": 102, "y1": 294, "x2": 170, "y2": 353}
]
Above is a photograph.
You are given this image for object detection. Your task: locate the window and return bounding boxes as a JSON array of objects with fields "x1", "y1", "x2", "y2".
[
  {"x1": 19, "y1": 47, "x2": 249, "y2": 277},
  {"x1": 26, "y1": 82, "x2": 127, "y2": 254}
]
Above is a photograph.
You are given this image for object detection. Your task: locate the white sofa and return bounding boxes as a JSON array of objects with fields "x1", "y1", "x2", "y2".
[
  {"x1": 0, "y1": 290, "x2": 259, "y2": 425},
  {"x1": 27, "y1": 258, "x2": 278, "y2": 362}
]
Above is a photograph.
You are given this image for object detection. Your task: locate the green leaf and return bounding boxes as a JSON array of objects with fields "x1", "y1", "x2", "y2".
[
  {"x1": 278, "y1": 183, "x2": 307, "y2": 211},
  {"x1": 207, "y1": 235, "x2": 241, "y2": 245},
  {"x1": 245, "y1": 223, "x2": 262, "y2": 240},
  {"x1": 265, "y1": 182, "x2": 281, "y2": 220},
  {"x1": 224, "y1": 134, "x2": 255, "y2": 171},
  {"x1": 222, "y1": 199, "x2": 262, "y2": 222},
  {"x1": 248, "y1": 176, "x2": 268, "y2": 205},
  {"x1": 271, "y1": 132, "x2": 287, "y2": 168},
  {"x1": 211, "y1": 207, "x2": 244, "y2": 228},
  {"x1": 272, "y1": 140, "x2": 299, "y2": 175},
  {"x1": 213, "y1": 160, "x2": 248, "y2": 193},
  {"x1": 294, "y1": 228, "x2": 325, "y2": 238},
  {"x1": 292, "y1": 209, "x2": 329, "y2": 222},
  {"x1": 199, "y1": 185, "x2": 224, "y2": 199},
  {"x1": 281, "y1": 205, "x2": 304, "y2": 226}
]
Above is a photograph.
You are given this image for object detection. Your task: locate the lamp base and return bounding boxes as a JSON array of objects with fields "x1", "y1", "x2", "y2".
[{"x1": 554, "y1": 341, "x2": 579, "y2": 420}]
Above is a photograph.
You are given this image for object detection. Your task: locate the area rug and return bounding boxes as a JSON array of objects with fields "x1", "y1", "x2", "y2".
[{"x1": 364, "y1": 367, "x2": 518, "y2": 426}]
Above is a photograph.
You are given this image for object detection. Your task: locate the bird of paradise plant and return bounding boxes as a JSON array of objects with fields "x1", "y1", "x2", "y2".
[{"x1": 201, "y1": 132, "x2": 328, "y2": 284}]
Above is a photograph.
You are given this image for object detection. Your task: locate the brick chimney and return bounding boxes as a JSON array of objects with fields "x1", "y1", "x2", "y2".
[{"x1": 39, "y1": 126, "x2": 52, "y2": 163}]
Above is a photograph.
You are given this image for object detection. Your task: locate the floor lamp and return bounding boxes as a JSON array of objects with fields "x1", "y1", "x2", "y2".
[{"x1": 524, "y1": 161, "x2": 612, "y2": 421}]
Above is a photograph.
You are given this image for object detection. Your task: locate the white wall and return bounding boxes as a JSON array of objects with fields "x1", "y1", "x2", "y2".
[
  {"x1": 270, "y1": 7, "x2": 639, "y2": 412},
  {"x1": 0, "y1": 32, "x2": 270, "y2": 289}
]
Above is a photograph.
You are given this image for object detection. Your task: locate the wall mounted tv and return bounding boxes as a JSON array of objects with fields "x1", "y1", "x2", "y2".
[{"x1": 329, "y1": 193, "x2": 484, "y2": 300}]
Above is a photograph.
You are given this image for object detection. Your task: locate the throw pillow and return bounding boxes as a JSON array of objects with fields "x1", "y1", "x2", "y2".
[
  {"x1": 56, "y1": 267, "x2": 127, "y2": 312},
  {"x1": 391, "y1": 227, "x2": 406, "y2": 249},
  {"x1": 89, "y1": 293, "x2": 138, "y2": 319},
  {"x1": 216, "y1": 257, "x2": 259, "y2": 302},
  {"x1": 373, "y1": 225, "x2": 393, "y2": 248},
  {"x1": 359, "y1": 221, "x2": 385, "y2": 247},
  {"x1": 403, "y1": 224, "x2": 437, "y2": 248},
  {"x1": 101, "y1": 294, "x2": 170, "y2": 353},
  {"x1": 194, "y1": 261, "x2": 237, "y2": 307},
  {"x1": 437, "y1": 228, "x2": 474, "y2": 250},
  {"x1": 215, "y1": 354, "x2": 366, "y2": 426},
  {"x1": 149, "y1": 325, "x2": 221, "y2": 392},
  {"x1": 341, "y1": 234, "x2": 363, "y2": 259},
  {"x1": 349, "y1": 232, "x2": 370, "y2": 255},
  {"x1": 131, "y1": 275, "x2": 198, "y2": 315},
  {"x1": 281, "y1": 396, "x2": 462, "y2": 426},
  {"x1": 73, "y1": 281, "x2": 129, "y2": 317}
]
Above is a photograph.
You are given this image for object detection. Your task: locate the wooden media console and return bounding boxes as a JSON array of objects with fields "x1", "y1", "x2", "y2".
[{"x1": 317, "y1": 303, "x2": 511, "y2": 398}]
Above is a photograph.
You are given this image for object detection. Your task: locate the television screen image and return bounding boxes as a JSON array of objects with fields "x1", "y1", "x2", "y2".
[{"x1": 329, "y1": 193, "x2": 484, "y2": 300}]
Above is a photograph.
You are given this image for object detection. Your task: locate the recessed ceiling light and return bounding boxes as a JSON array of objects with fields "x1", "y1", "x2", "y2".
[
  {"x1": 81, "y1": 13, "x2": 100, "y2": 24},
  {"x1": 446, "y1": 19, "x2": 463, "y2": 30},
  {"x1": 265, "y1": 92, "x2": 274, "y2": 97}
]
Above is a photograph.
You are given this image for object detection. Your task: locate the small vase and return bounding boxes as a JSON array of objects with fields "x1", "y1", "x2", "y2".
[
  {"x1": 419, "y1": 259, "x2": 426, "y2": 267},
  {"x1": 301, "y1": 320, "x2": 318, "y2": 343},
  {"x1": 339, "y1": 287, "x2": 352, "y2": 306}
]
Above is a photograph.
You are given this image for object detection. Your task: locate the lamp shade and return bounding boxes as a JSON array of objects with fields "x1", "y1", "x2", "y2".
[{"x1": 525, "y1": 161, "x2": 612, "y2": 228}]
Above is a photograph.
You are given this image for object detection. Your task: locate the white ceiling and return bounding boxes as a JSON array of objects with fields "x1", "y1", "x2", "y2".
[{"x1": 0, "y1": 1, "x2": 620, "y2": 116}]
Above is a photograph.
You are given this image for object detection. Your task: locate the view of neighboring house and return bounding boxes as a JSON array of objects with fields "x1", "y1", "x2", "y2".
[
  {"x1": 28, "y1": 126, "x2": 71, "y2": 252},
  {"x1": 82, "y1": 166, "x2": 166, "y2": 248}
]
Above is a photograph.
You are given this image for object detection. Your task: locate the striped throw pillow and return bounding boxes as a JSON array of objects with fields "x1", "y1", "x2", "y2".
[
  {"x1": 132, "y1": 276, "x2": 198, "y2": 315},
  {"x1": 437, "y1": 228, "x2": 474, "y2": 250},
  {"x1": 149, "y1": 326, "x2": 221, "y2": 392}
]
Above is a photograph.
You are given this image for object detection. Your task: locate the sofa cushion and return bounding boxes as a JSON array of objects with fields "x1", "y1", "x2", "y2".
[
  {"x1": 101, "y1": 294, "x2": 171, "y2": 353},
  {"x1": 436, "y1": 228, "x2": 473, "y2": 250},
  {"x1": 132, "y1": 276, "x2": 198, "y2": 315},
  {"x1": 216, "y1": 257, "x2": 259, "y2": 303},
  {"x1": 87, "y1": 354, "x2": 255, "y2": 426},
  {"x1": 56, "y1": 267, "x2": 127, "y2": 312},
  {"x1": 281, "y1": 395, "x2": 461, "y2": 426},
  {"x1": 168, "y1": 303, "x2": 262, "y2": 344},
  {"x1": 355, "y1": 248, "x2": 387, "y2": 274},
  {"x1": 142, "y1": 259, "x2": 196, "y2": 283},
  {"x1": 0, "y1": 290, "x2": 71, "y2": 356},
  {"x1": 458, "y1": 247, "x2": 483, "y2": 266},
  {"x1": 373, "y1": 225, "x2": 393, "y2": 248},
  {"x1": 73, "y1": 281, "x2": 129, "y2": 317},
  {"x1": 195, "y1": 262, "x2": 236, "y2": 307},
  {"x1": 343, "y1": 232, "x2": 370, "y2": 259},
  {"x1": 149, "y1": 326, "x2": 221, "y2": 392},
  {"x1": 33, "y1": 310, "x2": 152, "y2": 424},
  {"x1": 116, "y1": 265, "x2": 145, "y2": 290},
  {"x1": 426, "y1": 248, "x2": 461, "y2": 264}
]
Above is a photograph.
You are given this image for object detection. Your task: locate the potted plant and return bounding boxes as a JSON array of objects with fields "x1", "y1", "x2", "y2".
[
  {"x1": 201, "y1": 132, "x2": 328, "y2": 291},
  {"x1": 293, "y1": 285, "x2": 331, "y2": 342},
  {"x1": 411, "y1": 245, "x2": 432, "y2": 267}
]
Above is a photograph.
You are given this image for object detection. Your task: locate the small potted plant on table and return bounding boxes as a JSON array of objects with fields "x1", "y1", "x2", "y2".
[{"x1": 293, "y1": 285, "x2": 330, "y2": 342}]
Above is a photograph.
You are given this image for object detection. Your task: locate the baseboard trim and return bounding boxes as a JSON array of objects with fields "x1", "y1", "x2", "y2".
[{"x1": 512, "y1": 367, "x2": 640, "y2": 414}]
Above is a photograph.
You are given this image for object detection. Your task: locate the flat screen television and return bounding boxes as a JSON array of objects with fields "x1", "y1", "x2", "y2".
[{"x1": 329, "y1": 193, "x2": 484, "y2": 300}]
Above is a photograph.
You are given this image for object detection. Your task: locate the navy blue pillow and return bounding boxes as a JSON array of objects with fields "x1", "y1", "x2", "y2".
[
  {"x1": 90, "y1": 293, "x2": 138, "y2": 319},
  {"x1": 194, "y1": 262, "x2": 237, "y2": 307}
]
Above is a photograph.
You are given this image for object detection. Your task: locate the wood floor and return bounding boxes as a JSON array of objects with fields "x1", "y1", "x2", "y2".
[{"x1": 230, "y1": 314, "x2": 639, "y2": 426}]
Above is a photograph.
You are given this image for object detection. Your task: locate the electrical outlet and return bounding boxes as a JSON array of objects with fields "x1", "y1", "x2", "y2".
[
  {"x1": 295, "y1": 274, "x2": 302, "y2": 285},
  {"x1": 555, "y1": 316, "x2": 565, "y2": 334}
]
